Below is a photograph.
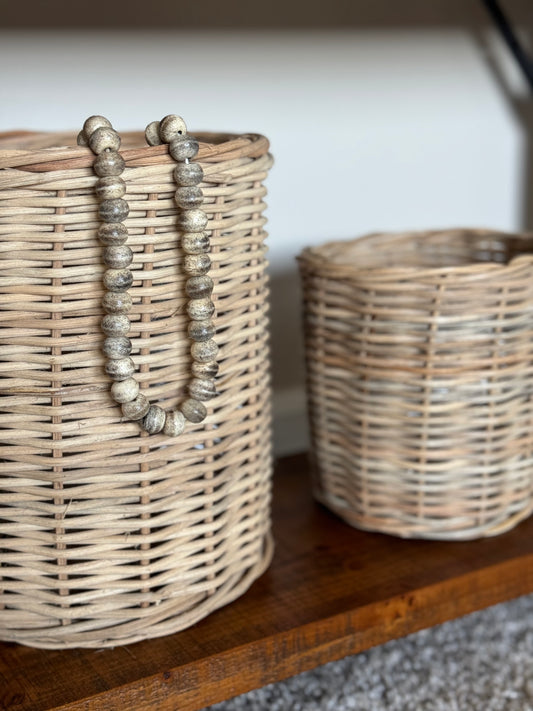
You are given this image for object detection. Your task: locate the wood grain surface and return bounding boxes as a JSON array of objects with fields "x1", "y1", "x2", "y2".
[{"x1": 1, "y1": 452, "x2": 532, "y2": 711}]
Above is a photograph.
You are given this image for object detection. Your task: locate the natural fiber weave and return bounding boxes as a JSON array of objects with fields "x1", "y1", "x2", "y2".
[
  {"x1": 299, "y1": 229, "x2": 533, "y2": 540},
  {"x1": 0, "y1": 130, "x2": 274, "y2": 648}
]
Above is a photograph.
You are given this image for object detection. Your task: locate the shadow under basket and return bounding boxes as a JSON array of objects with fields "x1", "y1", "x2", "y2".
[
  {"x1": 0, "y1": 129, "x2": 274, "y2": 648},
  {"x1": 298, "y1": 229, "x2": 533, "y2": 540}
]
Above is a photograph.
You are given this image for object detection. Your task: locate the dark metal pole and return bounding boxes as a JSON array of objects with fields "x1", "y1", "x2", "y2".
[{"x1": 482, "y1": 0, "x2": 533, "y2": 92}]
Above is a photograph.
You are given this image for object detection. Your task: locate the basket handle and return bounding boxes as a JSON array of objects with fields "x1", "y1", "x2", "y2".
[{"x1": 80, "y1": 114, "x2": 218, "y2": 437}]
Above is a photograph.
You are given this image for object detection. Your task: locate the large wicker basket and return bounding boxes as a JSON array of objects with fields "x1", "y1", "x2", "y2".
[
  {"x1": 299, "y1": 229, "x2": 533, "y2": 540},
  {"x1": 0, "y1": 129, "x2": 274, "y2": 648}
]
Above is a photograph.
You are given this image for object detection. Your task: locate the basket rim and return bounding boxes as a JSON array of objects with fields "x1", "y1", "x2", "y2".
[
  {"x1": 298, "y1": 228, "x2": 533, "y2": 281},
  {"x1": 0, "y1": 130, "x2": 270, "y2": 172}
]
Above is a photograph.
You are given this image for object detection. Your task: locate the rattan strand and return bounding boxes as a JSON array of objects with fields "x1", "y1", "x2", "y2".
[
  {"x1": 0, "y1": 130, "x2": 274, "y2": 648},
  {"x1": 299, "y1": 229, "x2": 533, "y2": 540}
]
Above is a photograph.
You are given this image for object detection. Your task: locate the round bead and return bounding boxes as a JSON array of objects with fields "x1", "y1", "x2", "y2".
[
  {"x1": 181, "y1": 232, "x2": 210, "y2": 254},
  {"x1": 189, "y1": 378, "x2": 216, "y2": 401},
  {"x1": 103, "y1": 245, "x2": 133, "y2": 269},
  {"x1": 77, "y1": 131, "x2": 88, "y2": 146},
  {"x1": 102, "y1": 291, "x2": 133, "y2": 314},
  {"x1": 191, "y1": 339, "x2": 218, "y2": 363},
  {"x1": 180, "y1": 398, "x2": 207, "y2": 424},
  {"x1": 102, "y1": 336, "x2": 132, "y2": 358},
  {"x1": 163, "y1": 409, "x2": 186, "y2": 437},
  {"x1": 187, "y1": 298, "x2": 215, "y2": 320},
  {"x1": 105, "y1": 357, "x2": 135, "y2": 381},
  {"x1": 174, "y1": 162, "x2": 203, "y2": 187},
  {"x1": 177, "y1": 208, "x2": 208, "y2": 233},
  {"x1": 174, "y1": 186, "x2": 203, "y2": 209},
  {"x1": 98, "y1": 222, "x2": 128, "y2": 245},
  {"x1": 94, "y1": 150, "x2": 125, "y2": 177},
  {"x1": 188, "y1": 319, "x2": 215, "y2": 342},
  {"x1": 142, "y1": 405, "x2": 166, "y2": 434},
  {"x1": 186, "y1": 275, "x2": 213, "y2": 299},
  {"x1": 192, "y1": 361, "x2": 219, "y2": 378},
  {"x1": 145, "y1": 120, "x2": 162, "y2": 146},
  {"x1": 122, "y1": 393, "x2": 150, "y2": 420},
  {"x1": 160, "y1": 114, "x2": 187, "y2": 142},
  {"x1": 83, "y1": 115, "x2": 112, "y2": 138},
  {"x1": 183, "y1": 253, "x2": 211, "y2": 276},
  {"x1": 101, "y1": 314, "x2": 130, "y2": 337},
  {"x1": 169, "y1": 136, "x2": 199, "y2": 161},
  {"x1": 89, "y1": 126, "x2": 121, "y2": 154},
  {"x1": 99, "y1": 198, "x2": 129, "y2": 223},
  {"x1": 111, "y1": 377, "x2": 139, "y2": 404},
  {"x1": 95, "y1": 176, "x2": 126, "y2": 200},
  {"x1": 103, "y1": 269, "x2": 133, "y2": 292}
]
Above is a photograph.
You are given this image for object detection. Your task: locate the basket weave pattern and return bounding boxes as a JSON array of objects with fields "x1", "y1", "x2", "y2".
[
  {"x1": 0, "y1": 131, "x2": 274, "y2": 648},
  {"x1": 300, "y1": 230, "x2": 533, "y2": 540}
]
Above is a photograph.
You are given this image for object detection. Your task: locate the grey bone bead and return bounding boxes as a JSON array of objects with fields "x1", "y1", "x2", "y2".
[
  {"x1": 174, "y1": 162, "x2": 203, "y2": 187},
  {"x1": 103, "y1": 291, "x2": 133, "y2": 314},
  {"x1": 145, "y1": 120, "x2": 162, "y2": 146},
  {"x1": 169, "y1": 136, "x2": 198, "y2": 162},
  {"x1": 103, "y1": 245, "x2": 133, "y2": 269},
  {"x1": 94, "y1": 150, "x2": 125, "y2": 177},
  {"x1": 187, "y1": 298, "x2": 215, "y2": 320},
  {"x1": 96, "y1": 176, "x2": 126, "y2": 200},
  {"x1": 174, "y1": 186, "x2": 203, "y2": 209},
  {"x1": 122, "y1": 393, "x2": 150, "y2": 420},
  {"x1": 89, "y1": 126, "x2": 121, "y2": 154},
  {"x1": 103, "y1": 269, "x2": 133, "y2": 292},
  {"x1": 188, "y1": 378, "x2": 216, "y2": 401},
  {"x1": 102, "y1": 336, "x2": 132, "y2": 358},
  {"x1": 83, "y1": 115, "x2": 112, "y2": 138},
  {"x1": 101, "y1": 314, "x2": 130, "y2": 337},
  {"x1": 142, "y1": 405, "x2": 166, "y2": 434},
  {"x1": 186, "y1": 275, "x2": 213, "y2": 299},
  {"x1": 163, "y1": 409, "x2": 186, "y2": 437},
  {"x1": 191, "y1": 360, "x2": 219, "y2": 378},
  {"x1": 160, "y1": 114, "x2": 187, "y2": 143},
  {"x1": 180, "y1": 397, "x2": 207, "y2": 424},
  {"x1": 181, "y1": 232, "x2": 210, "y2": 254},
  {"x1": 111, "y1": 377, "x2": 139, "y2": 403},
  {"x1": 183, "y1": 253, "x2": 211, "y2": 276},
  {"x1": 98, "y1": 223, "x2": 128, "y2": 245},
  {"x1": 99, "y1": 198, "x2": 129, "y2": 223},
  {"x1": 191, "y1": 339, "x2": 218, "y2": 363},
  {"x1": 105, "y1": 357, "x2": 135, "y2": 381},
  {"x1": 188, "y1": 318, "x2": 215, "y2": 342},
  {"x1": 177, "y1": 208, "x2": 208, "y2": 233}
]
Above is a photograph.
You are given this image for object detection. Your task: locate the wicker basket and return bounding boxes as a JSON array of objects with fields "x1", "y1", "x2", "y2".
[
  {"x1": 299, "y1": 229, "x2": 533, "y2": 540},
  {"x1": 0, "y1": 129, "x2": 274, "y2": 648}
]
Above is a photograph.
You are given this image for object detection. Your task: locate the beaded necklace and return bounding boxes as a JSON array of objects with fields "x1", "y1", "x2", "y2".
[{"x1": 79, "y1": 114, "x2": 217, "y2": 436}]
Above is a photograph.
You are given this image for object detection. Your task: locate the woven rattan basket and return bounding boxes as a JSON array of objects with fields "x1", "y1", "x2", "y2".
[
  {"x1": 0, "y1": 128, "x2": 274, "y2": 648},
  {"x1": 299, "y1": 229, "x2": 533, "y2": 540}
]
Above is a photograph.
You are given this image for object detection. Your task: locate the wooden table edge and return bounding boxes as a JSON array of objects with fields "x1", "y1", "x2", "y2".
[{"x1": 47, "y1": 554, "x2": 533, "y2": 711}]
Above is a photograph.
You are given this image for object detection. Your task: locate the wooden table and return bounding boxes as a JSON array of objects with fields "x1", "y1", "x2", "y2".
[{"x1": 1, "y1": 453, "x2": 532, "y2": 711}]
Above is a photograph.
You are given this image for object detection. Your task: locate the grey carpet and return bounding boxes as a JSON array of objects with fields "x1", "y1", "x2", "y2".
[{"x1": 207, "y1": 593, "x2": 533, "y2": 711}]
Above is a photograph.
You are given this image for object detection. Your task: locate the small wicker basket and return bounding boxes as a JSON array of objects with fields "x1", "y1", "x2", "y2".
[
  {"x1": 0, "y1": 128, "x2": 274, "y2": 648},
  {"x1": 299, "y1": 229, "x2": 533, "y2": 540}
]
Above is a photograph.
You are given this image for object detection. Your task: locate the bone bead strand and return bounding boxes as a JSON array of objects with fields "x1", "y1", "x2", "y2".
[
  {"x1": 83, "y1": 113, "x2": 218, "y2": 434},
  {"x1": 82, "y1": 116, "x2": 141, "y2": 426},
  {"x1": 147, "y1": 114, "x2": 218, "y2": 423}
]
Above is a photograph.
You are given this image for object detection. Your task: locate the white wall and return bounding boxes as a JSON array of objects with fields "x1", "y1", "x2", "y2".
[{"x1": 0, "y1": 30, "x2": 526, "y2": 454}]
